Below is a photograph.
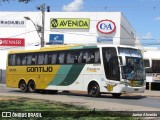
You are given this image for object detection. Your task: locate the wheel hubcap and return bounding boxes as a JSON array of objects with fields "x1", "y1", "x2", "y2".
[
  {"x1": 20, "y1": 84, "x2": 25, "y2": 90},
  {"x1": 91, "y1": 86, "x2": 97, "y2": 94}
]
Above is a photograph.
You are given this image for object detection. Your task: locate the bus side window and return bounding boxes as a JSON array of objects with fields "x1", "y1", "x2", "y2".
[
  {"x1": 49, "y1": 53, "x2": 58, "y2": 64},
  {"x1": 47, "y1": 52, "x2": 58, "y2": 64},
  {"x1": 67, "y1": 52, "x2": 74, "y2": 64},
  {"x1": 37, "y1": 53, "x2": 44, "y2": 65},
  {"x1": 84, "y1": 50, "x2": 95, "y2": 63},
  {"x1": 59, "y1": 52, "x2": 65, "y2": 64},
  {"x1": 88, "y1": 52, "x2": 95, "y2": 63},
  {"x1": 95, "y1": 50, "x2": 100, "y2": 63},
  {"x1": 48, "y1": 54, "x2": 52, "y2": 64},
  {"x1": 16, "y1": 55, "x2": 21, "y2": 65},
  {"x1": 21, "y1": 55, "x2": 27, "y2": 65},
  {"x1": 16, "y1": 54, "x2": 27, "y2": 65},
  {"x1": 9, "y1": 54, "x2": 16, "y2": 66},
  {"x1": 86, "y1": 52, "x2": 90, "y2": 63},
  {"x1": 31, "y1": 57, "x2": 36, "y2": 65},
  {"x1": 78, "y1": 51, "x2": 83, "y2": 63},
  {"x1": 82, "y1": 52, "x2": 87, "y2": 63},
  {"x1": 66, "y1": 50, "x2": 83, "y2": 64},
  {"x1": 26, "y1": 55, "x2": 32, "y2": 65},
  {"x1": 44, "y1": 53, "x2": 48, "y2": 64},
  {"x1": 8, "y1": 55, "x2": 12, "y2": 65},
  {"x1": 74, "y1": 52, "x2": 78, "y2": 63}
]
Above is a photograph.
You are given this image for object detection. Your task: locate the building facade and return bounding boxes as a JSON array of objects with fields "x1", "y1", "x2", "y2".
[{"x1": 0, "y1": 12, "x2": 136, "y2": 83}]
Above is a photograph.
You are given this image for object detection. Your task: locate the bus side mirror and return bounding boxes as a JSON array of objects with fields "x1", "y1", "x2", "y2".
[
  {"x1": 122, "y1": 56, "x2": 126, "y2": 66},
  {"x1": 119, "y1": 56, "x2": 126, "y2": 66}
]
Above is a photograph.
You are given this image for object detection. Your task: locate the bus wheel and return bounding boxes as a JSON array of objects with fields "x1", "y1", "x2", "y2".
[
  {"x1": 112, "y1": 93, "x2": 121, "y2": 98},
  {"x1": 28, "y1": 80, "x2": 36, "y2": 93},
  {"x1": 19, "y1": 81, "x2": 28, "y2": 93},
  {"x1": 88, "y1": 82, "x2": 101, "y2": 97}
]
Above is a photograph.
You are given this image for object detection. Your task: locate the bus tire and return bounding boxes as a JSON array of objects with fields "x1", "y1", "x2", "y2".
[
  {"x1": 112, "y1": 93, "x2": 121, "y2": 98},
  {"x1": 19, "y1": 80, "x2": 28, "y2": 93},
  {"x1": 28, "y1": 80, "x2": 36, "y2": 93},
  {"x1": 88, "y1": 82, "x2": 101, "y2": 97}
]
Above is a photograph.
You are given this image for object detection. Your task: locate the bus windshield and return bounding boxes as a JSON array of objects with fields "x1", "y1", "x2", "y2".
[
  {"x1": 118, "y1": 47, "x2": 146, "y2": 82},
  {"x1": 121, "y1": 57, "x2": 145, "y2": 81}
]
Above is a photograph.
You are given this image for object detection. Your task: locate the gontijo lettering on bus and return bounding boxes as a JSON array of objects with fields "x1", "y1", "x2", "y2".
[
  {"x1": 26, "y1": 67, "x2": 53, "y2": 72},
  {"x1": 50, "y1": 18, "x2": 90, "y2": 29},
  {"x1": 96, "y1": 19, "x2": 116, "y2": 34}
]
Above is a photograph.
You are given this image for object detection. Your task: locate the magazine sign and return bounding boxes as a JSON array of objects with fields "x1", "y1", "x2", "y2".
[{"x1": 97, "y1": 20, "x2": 116, "y2": 34}]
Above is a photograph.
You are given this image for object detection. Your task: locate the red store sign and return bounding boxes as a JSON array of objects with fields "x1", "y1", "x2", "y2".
[{"x1": 0, "y1": 38, "x2": 25, "y2": 46}]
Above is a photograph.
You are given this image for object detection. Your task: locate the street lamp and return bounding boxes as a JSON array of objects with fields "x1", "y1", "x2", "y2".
[
  {"x1": 24, "y1": 4, "x2": 50, "y2": 48},
  {"x1": 24, "y1": 16, "x2": 30, "y2": 20},
  {"x1": 36, "y1": 3, "x2": 50, "y2": 47},
  {"x1": 24, "y1": 16, "x2": 44, "y2": 48}
]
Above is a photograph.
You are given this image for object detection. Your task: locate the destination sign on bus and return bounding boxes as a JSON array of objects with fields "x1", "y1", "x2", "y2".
[{"x1": 118, "y1": 48, "x2": 142, "y2": 57}]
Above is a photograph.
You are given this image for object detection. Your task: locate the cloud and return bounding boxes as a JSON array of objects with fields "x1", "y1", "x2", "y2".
[
  {"x1": 142, "y1": 32, "x2": 152, "y2": 39},
  {"x1": 62, "y1": 0, "x2": 83, "y2": 12},
  {"x1": 155, "y1": 17, "x2": 160, "y2": 21}
]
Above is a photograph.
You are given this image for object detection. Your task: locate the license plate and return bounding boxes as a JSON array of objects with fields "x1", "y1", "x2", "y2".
[{"x1": 134, "y1": 89, "x2": 138, "y2": 91}]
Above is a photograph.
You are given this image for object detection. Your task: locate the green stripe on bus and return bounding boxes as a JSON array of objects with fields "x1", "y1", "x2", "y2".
[
  {"x1": 49, "y1": 65, "x2": 72, "y2": 85},
  {"x1": 70, "y1": 46, "x2": 83, "y2": 49},
  {"x1": 59, "y1": 64, "x2": 85, "y2": 86},
  {"x1": 83, "y1": 46, "x2": 97, "y2": 49}
]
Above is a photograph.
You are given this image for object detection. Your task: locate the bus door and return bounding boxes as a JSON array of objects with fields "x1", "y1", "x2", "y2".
[{"x1": 102, "y1": 47, "x2": 120, "y2": 85}]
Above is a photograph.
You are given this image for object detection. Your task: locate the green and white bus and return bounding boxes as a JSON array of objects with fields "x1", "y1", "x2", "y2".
[{"x1": 6, "y1": 44, "x2": 146, "y2": 97}]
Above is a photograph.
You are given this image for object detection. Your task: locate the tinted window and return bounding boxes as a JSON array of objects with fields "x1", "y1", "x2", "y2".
[{"x1": 8, "y1": 48, "x2": 101, "y2": 66}]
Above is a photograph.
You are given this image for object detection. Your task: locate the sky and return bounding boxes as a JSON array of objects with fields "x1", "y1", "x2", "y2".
[{"x1": 0, "y1": 0, "x2": 160, "y2": 48}]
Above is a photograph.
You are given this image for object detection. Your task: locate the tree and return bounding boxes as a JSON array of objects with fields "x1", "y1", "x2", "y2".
[{"x1": 0, "y1": 0, "x2": 31, "y2": 3}]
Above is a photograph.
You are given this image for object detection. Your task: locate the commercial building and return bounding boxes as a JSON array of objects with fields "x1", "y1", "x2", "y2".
[{"x1": 0, "y1": 12, "x2": 136, "y2": 83}]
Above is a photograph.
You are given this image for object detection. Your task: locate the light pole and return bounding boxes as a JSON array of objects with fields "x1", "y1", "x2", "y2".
[
  {"x1": 24, "y1": 16, "x2": 43, "y2": 47},
  {"x1": 37, "y1": 3, "x2": 45, "y2": 48},
  {"x1": 24, "y1": 16, "x2": 42, "y2": 42},
  {"x1": 24, "y1": 4, "x2": 50, "y2": 48}
]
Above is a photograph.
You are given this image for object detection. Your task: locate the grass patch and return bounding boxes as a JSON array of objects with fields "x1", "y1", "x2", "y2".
[{"x1": 0, "y1": 96, "x2": 139, "y2": 120}]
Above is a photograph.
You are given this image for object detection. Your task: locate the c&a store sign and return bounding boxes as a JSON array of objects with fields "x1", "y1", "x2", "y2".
[
  {"x1": 0, "y1": 38, "x2": 25, "y2": 46},
  {"x1": 97, "y1": 19, "x2": 116, "y2": 34},
  {"x1": 50, "y1": 18, "x2": 90, "y2": 29}
]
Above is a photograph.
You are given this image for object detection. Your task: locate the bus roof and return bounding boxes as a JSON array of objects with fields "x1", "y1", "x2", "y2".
[{"x1": 8, "y1": 44, "x2": 139, "y2": 54}]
